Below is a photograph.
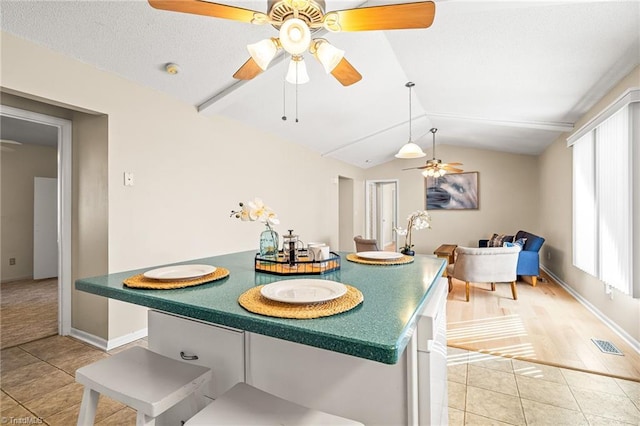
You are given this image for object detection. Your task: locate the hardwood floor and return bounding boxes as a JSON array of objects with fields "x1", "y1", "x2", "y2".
[
  {"x1": 1, "y1": 278, "x2": 58, "y2": 349},
  {"x1": 447, "y1": 270, "x2": 640, "y2": 382}
]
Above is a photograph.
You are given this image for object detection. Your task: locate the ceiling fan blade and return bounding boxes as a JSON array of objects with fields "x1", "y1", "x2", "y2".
[
  {"x1": 330, "y1": 57, "x2": 362, "y2": 86},
  {"x1": 233, "y1": 58, "x2": 263, "y2": 80},
  {"x1": 327, "y1": 1, "x2": 435, "y2": 32},
  {"x1": 402, "y1": 166, "x2": 428, "y2": 171},
  {"x1": 442, "y1": 167, "x2": 464, "y2": 173},
  {"x1": 148, "y1": 0, "x2": 265, "y2": 24},
  {"x1": 445, "y1": 162, "x2": 463, "y2": 166}
]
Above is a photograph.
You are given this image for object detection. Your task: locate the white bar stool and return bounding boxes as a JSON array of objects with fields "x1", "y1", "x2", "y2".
[
  {"x1": 75, "y1": 346, "x2": 211, "y2": 426},
  {"x1": 185, "y1": 382, "x2": 363, "y2": 425}
]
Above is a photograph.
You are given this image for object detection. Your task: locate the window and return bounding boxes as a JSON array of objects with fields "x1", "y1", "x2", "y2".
[{"x1": 569, "y1": 89, "x2": 637, "y2": 297}]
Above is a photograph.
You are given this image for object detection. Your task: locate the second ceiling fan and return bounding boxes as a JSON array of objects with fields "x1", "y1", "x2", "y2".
[
  {"x1": 148, "y1": 0, "x2": 436, "y2": 86},
  {"x1": 403, "y1": 128, "x2": 463, "y2": 177}
]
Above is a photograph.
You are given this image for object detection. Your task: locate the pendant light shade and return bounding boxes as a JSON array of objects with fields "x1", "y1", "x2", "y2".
[
  {"x1": 286, "y1": 56, "x2": 310, "y2": 84},
  {"x1": 396, "y1": 142, "x2": 427, "y2": 159},
  {"x1": 395, "y1": 82, "x2": 426, "y2": 159}
]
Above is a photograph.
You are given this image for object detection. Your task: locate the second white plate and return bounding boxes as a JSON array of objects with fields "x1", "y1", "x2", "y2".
[
  {"x1": 356, "y1": 251, "x2": 403, "y2": 260},
  {"x1": 260, "y1": 279, "x2": 347, "y2": 304},
  {"x1": 143, "y1": 264, "x2": 216, "y2": 281}
]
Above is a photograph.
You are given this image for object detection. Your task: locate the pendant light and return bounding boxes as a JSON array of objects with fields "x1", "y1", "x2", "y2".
[{"x1": 395, "y1": 82, "x2": 426, "y2": 159}]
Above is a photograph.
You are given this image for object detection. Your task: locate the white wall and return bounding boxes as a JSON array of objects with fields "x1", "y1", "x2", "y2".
[{"x1": 1, "y1": 31, "x2": 365, "y2": 342}]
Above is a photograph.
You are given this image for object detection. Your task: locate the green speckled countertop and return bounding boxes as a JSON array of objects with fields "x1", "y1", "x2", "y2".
[{"x1": 75, "y1": 251, "x2": 445, "y2": 365}]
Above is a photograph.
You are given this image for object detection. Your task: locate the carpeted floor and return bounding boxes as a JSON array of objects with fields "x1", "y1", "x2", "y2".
[{"x1": 1, "y1": 278, "x2": 58, "y2": 349}]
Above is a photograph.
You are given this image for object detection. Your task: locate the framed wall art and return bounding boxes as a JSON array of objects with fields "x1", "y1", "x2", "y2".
[{"x1": 425, "y1": 172, "x2": 479, "y2": 210}]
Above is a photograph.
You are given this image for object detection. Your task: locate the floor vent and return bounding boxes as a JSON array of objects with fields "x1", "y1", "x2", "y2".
[{"x1": 591, "y1": 338, "x2": 624, "y2": 356}]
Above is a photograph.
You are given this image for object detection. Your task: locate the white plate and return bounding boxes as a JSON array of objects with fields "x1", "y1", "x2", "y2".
[
  {"x1": 356, "y1": 251, "x2": 403, "y2": 260},
  {"x1": 143, "y1": 264, "x2": 216, "y2": 281},
  {"x1": 260, "y1": 279, "x2": 347, "y2": 304}
]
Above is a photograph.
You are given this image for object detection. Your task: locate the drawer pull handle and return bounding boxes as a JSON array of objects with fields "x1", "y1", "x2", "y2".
[{"x1": 180, "y1": 351, "x2": 199, "y2": 361}]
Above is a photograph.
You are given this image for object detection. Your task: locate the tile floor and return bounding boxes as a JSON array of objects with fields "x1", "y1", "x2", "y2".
[
  {"x1": 447, "y1": 347, "x2": 640, "y2": 425},
  {"x1": 1, "y1": 335, "x2": 639, "y2": 425}
]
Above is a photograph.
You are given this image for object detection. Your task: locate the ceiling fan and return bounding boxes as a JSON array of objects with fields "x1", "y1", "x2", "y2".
[
  {"x1": 403, "y1": 128, "x2": 463, "y2": 177},
  {"x1": 148, "y1": 0, "x2": 436, "y2": 86}
]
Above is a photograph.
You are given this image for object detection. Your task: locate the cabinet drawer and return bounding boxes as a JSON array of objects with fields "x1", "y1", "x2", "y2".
[{"x1": 148, "y1": 310, "x2": 244, "y2": 399}]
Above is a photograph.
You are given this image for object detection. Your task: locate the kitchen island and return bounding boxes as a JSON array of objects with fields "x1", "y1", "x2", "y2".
[{"x1": 76, "y1": 250, "x2": 448, "y2": 425}]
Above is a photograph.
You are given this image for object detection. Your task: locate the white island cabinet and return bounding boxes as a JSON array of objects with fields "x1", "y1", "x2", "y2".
[{"x1": 146, "y1": 277, "x2": 448, "y2": 426}]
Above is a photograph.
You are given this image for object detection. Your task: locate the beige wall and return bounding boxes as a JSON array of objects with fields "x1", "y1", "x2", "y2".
[
  {"x1": 1, "y1": 92, "x2": 111, "y2": 338},
  {"x1": 538, "y1": 66, "x2": 640, "y2": 342},
  {"x1": 1, "y1": 142, "x2": 57, "y2": 282},
  {"x1": 366, "y1": 145, "x2": 540, "y2": 255},
  {"x1": 1, "y1": 31, "x2": 365, "y2": 343}
]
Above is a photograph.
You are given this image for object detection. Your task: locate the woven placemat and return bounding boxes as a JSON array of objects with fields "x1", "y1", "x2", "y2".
[
  {"x1": 238, "y1": 285, "x2": 363, "y2": 319},
  {"x1": 123, "y1": 267, "x2": 230, "y2": 289},
  {"x1": 346, "y1": 253, "x2": 414, "y2": 265}
]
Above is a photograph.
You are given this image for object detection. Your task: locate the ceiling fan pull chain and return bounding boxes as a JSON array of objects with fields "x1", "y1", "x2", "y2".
[
  {"x1": 295, "y1": 61, "x2": 299, "y2": 123},
  {"x1": 282, "y1": 56, "x2": 288, "y2": 121}
]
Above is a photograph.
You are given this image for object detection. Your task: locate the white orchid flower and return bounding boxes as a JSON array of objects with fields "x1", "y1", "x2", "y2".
[{"x1": 394, "y1": 226, "x2": 408, "y2": 236}]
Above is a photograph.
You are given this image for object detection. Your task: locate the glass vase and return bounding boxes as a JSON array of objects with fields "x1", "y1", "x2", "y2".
[{"x1": 259, "y1": 225, "x2": 279, "y2": 257}]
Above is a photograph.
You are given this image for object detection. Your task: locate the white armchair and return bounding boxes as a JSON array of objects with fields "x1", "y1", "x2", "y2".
[{"x1": 446, "y1": 246, "x2": 521, "y2": 302}]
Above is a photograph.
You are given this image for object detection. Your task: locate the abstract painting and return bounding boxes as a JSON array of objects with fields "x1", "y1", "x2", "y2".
[{"x1": 425, "y1": 172, "x2": 479, "y2": 210}]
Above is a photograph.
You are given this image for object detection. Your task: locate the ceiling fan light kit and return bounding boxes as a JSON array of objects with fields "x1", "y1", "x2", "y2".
[
  {"x1": 148, "y1": 0, "x2": 435, "y2": 87},
  {"x1": 286, "y1": 56, "x2": 310, "y2": 84},
  {"x1": 310, "y1": 39, "x2": 344, "y2": 74},
  {"x1": 247, "y1": 38, "x2": 280, "y2": 70},
  {"x1": 278, "y1": 18, "x2": 311, "y2": 55}
]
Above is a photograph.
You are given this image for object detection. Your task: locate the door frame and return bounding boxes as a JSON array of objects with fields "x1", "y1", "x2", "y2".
[
  {"x1": 1, "y1": 105, "x2": 72, "y2": 335},
  {"x1": 365, "y1": 179, "x2": 399, "y2": 251}
]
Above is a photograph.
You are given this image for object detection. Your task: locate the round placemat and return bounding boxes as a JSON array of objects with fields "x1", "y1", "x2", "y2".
[
  {"x1": 346, "y1": 253, "x2": 414, "y2": 265},
  {"x1": 238, "y1": 285, "x2": 363, "y2": 319},
  {"x1": 123, "y1": 267, "x2": 230, "y2": 289}
]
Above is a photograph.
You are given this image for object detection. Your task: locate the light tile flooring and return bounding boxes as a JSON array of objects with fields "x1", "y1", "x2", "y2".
[
  {"x1": 448, "y1": 346, "x2": 640, "y2": 425},
  {"x1": 2, "y1": 334, "x2": 639, "y2": 425}
]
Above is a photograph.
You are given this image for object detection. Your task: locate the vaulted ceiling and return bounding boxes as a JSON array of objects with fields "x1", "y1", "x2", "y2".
[{"x1": 1, "y1": 1, "x2": 638, "y2": 168}]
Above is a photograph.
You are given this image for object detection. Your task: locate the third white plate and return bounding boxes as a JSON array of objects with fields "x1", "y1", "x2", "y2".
[
  {"x1": 143, "y1": 264, "x2": 216, "y2": 281},
  {"x1": 356, "y1": 251, "x2": 403, "y2": 260},
  {"x1": 260, "y1": 279, "x2": 347, "y2": 304}
]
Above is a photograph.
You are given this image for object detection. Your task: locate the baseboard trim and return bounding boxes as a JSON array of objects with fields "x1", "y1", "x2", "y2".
[
  {"x1": 70, "y1": 327, "x2": 148, "y2": 351},
  {"x1": 70, "y1": 328, "x2": 108, "y2": 351},
  {"x1": 540, "y1": 266, "x2": 640, "y2": 355}
]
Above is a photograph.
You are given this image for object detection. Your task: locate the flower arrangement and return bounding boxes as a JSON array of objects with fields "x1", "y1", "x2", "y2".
[
  {"x1": 230, "y1": 198, "x2": 279, "y2": 227},
  {"x1": 394, "y1": 210, "x2": 431, "y2": 254},
  {"x1": 230, "y1": 198, "x2": 280, "y2": 256}
]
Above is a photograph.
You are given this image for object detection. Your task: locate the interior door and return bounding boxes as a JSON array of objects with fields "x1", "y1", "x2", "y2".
[
  {"x1": 33, "y1": 177, "x2": 58, "y2": 279},
  {"x1": 365, "y1": 180, "x2": 399, "y2": 251}
]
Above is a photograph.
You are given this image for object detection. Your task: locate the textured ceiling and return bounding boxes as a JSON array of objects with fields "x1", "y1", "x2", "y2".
[{"x1": 1, "y1": 0, "x2": 639, "y2": 168}]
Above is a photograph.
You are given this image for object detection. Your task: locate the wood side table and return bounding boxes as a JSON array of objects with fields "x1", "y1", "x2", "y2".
[{"x1": 434, "y1": 244, "x2": 457, "y2": 291}]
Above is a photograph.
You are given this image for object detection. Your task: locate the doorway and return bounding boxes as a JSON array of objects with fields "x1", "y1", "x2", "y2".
[
  {"x1": 0, "y1": 105, "x2": 72, "y2": 342},
  {"x1": 365, "y1": 180, "x2": 399, "y2": 251}
]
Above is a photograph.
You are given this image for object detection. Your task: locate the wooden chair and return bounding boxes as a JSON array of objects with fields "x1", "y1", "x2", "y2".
[
  {"x1": 75, "y1": 346, "x2": 211, "y2": 426},
  {"x1": 184, "y1": 382, "x2": 363, "y2": 425},
  {"x1": 446, "y1": 246, "x2": 521, "y2": 302},
  {"x1": 353, "y1": 235, "x2": 379, "y2": 252}
]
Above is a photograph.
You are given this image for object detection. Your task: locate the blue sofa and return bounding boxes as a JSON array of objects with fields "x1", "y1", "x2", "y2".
[{"x1": 479, "y1": 230, "x2": 545, "y2": 286}]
